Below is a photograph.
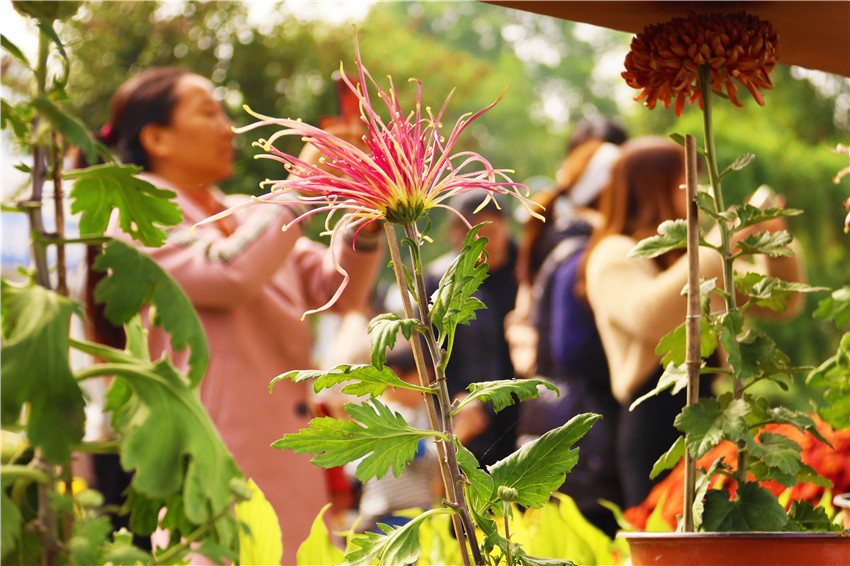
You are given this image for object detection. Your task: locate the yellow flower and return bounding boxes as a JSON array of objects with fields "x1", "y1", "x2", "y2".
[{"x1": 622, "y1": 11, "x2": 779, "y2": 116}]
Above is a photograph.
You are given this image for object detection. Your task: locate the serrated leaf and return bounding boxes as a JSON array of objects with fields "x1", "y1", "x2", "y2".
[
  {"x1": 786, "y1": 499, "x2": 843, "y2": 532},
  {"x1": 109, "y1": 358, "x2": 242, "y2": 526},
  {"x1": 67, "y1": 163, "x2": 182, "y2": 247},
  {"x1": 367, "y1": 313, "x2": 421, "y2": 369},
  {"x1": 455, "y1": 441, "x2": 494, "y2": 513},
  {"x1": 271, "y1": 363, "x2": 424, "y2": 398},
  {"x1": 630, "y1": 363, "x2": 688, "y2": 411},
  {"x1": 343, "y1": 508, "x2": 452, "y2": 566},
  {"x1": 701, "y1": 482, "x2": 788, "y2": 531},
  {"x1": 93, "y1": 240, "x2": 208, "y2": 386},
  {"x1": 718, "y1": 153, "x2": 755, "y2": 181},
  {"x1": 430, "y1": 224, "x2": 489, "y2": 344},
  {"x1": 655, "y1": 318, "x2": 717, "y2": 367},
  {"x1": 745, "y1": 432, "x2": 802, "y2": 475},
  {"x1": 735, "y1": 230, "x2": 795, "y2": 257},
  {"x1": 813, "y1": 286, "x2": 850, "y2": 328},
  {"x1": 273, "y1": 399, "x2": 439, "y2": 482},
  {"x1": 764, "y1": 406, "x2": 831, "y2": 446},
  {"x1": 236, "y1": 480, "x2": 283, "y2": 566},
  {"x1": 628, "y1": 219, "x2": 688, "y2": 259},
  {"x1": 488, "y1": 413, "x2": 599, "y2": 511},
  {"x1": 650, "y1": 435, "x2": 685, "y2": 479},
  {"x1": 675, "y1": 397, "x2": 750, "y2": 458},
  {"x1": 735, "y1": 272, "x2": 827, "y2": 313},
  {"x1": 453, "y1": 378, "x2": 559, "y2": 415},
  {"x1": 696, "y1": 192, "x2": 737, "y2": 223},
  {"x1": 735, "y1": 203, "x2": 803, "y2": 230},
  {"x1": 29, "y1": 95, "x2": 97, "y2": 163},
  {"x1": 0, "y1": 280, "x2": 85, "y2": 463}
]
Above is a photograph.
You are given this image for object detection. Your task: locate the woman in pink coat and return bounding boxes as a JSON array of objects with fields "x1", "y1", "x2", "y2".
[{"x1": 94, "y1": 66, "x2": 382, "y2": 563}]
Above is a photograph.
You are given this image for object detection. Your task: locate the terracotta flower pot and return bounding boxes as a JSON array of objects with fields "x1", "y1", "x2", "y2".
[{"x1": 619, "y1": 532, "x2": 850, "y2": 566}]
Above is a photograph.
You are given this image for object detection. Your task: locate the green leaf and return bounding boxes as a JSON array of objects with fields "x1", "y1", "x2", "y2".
[
  {"x1": 430, "y1": 224, "x2": 489, "y2": 345},
  {"x1": 630, "y1": 363, "x2": 688, "y2": 411},
  {"x1": 68, "y1": 515, "x2": 113, "y2": 566},
  {"x1": 1, "y1": 99, "x2": 31, "y2": 142},
  {"x1": 745, "y1": 432, "x2": 802, "y2": 476},
  {"x1": 813, "y1": 286, "x2": 850, "y2": 328},
  {"x1": 628, "y1": 219, "x2": 688, "y2": 259},
  {"x1": 807, "y1": 332, "x2": 850, "y2": 430},
  {"x1": 1, "y1": 35, "x2": 31, "y2": 70},
  {"x1": 650, "y1": 435, "x2": 685, "y2": 480},
  {"x1": 109, "y1": 358, "x2": 243, "y2": 526},
  {"x1": 295, "y1": 503, "x2": 341, "y2": 566},
  {"x1": 67, "y1": 163, "x2": 182, "y2": 247},
  {"x1": 675, "y1": 397, "x2": 750, "y2": 458},
  {"x1": 735, "y1": 272, "x2": 827, "y2": 313},
  {"x1": 93, "y1": 240, "x2": 209, "y2": 386},
  {"x1": 488, "y1": 413, "x2": 599, "y2": 511},
  {"x1": 718, "y1": 153, "x2": 755, "y2": 181},
  {"x1": 763, "y1": 406, "x2": 831, "y2": 446},
  {"x1": 271, "y1": 363, "x2": 427, "y2": 398},
  {"x1": 735, "y1": 203, "x2": 803, "y2": 231},
  {"x1": 0, "y1": 281, "x2": 85, "y2": 463},
  {"x1": 453, "y1": 378, "x2": 559, "y2": 415},
  {"x1": 735, "y1": 230, "x2": 795, "y2": 258},
  {"x1": 455, "y1": 441, "x2": 494, "y2": 513},
  {"x1": 1, "y1": 476, "x2": 22, "y2": 559},
  {"x1": 786, "y1": 500, "x2": 843, "y2": 532},
  {"x1": 29, "y1": 95, "x2": 98, "y2": 163},
  {"x1": 273, "y1": 399, "x2": 439, "y2": 482},
  {"x1": 367, "y1": 313, "x2": 421, "y2": 369},
  {"x1": 237, "y1": 480, "x2": 283, "y2": 566},
  {"x1": 343, "y1": 508, "x2": 453, "y2": 566},
  {"x1": 655, "y1": 318, "x2": 717, "y2": 367},
  {"x1": 701, "y1": 482, "x2": 788, "y2": 531}
]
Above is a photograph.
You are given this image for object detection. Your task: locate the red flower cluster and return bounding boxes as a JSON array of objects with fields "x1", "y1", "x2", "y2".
[
  {"x1": 622, "y1": 11, "x2": 779, "y2": 116},
  {"x1": 624, "y1": 416, "x2": 850, "y2": 530}
]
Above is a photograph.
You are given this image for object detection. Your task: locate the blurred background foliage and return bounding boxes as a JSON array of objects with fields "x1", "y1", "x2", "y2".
[{"x1": 3, "y1": 0, "x2": 848, "y2": 395}]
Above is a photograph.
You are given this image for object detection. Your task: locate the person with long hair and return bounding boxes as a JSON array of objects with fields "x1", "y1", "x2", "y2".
[
  {"x1": 506, "y1": 117, "x2": 627, "y2": 536},
  {"x1": 582, "y1": 136, "x2": 804, "y2": 506},
  {"x1": 87, "y1": 66, "x2": 383, "y2": 563}
]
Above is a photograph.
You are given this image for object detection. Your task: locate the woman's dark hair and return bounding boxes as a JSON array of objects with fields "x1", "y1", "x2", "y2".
[
  {"x1": 83, "y1": 66, "x2": 190, "y2": 349},
  {"x1": 108, "y1": 66, "x2": 190, "y2": 169}
]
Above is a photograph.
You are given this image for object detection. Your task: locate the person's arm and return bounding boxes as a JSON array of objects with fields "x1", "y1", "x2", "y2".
[{"x1": 142, "y1": 203, "x2": 303, "y2": 308}]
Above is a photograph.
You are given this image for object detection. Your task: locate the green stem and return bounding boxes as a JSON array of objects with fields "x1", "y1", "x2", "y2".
[
  {"x1": 699, "y1": 65, "x2": 747, "y2": 486},
  {"x1": 0, "y1": 465, "x2": 53, "y2": 485},
  {"x1": 151, "y1": 497, "x2": 238, "y2": 565},
  {"x1": 400, "y1": 222, "x2": 483, "y2": 566},
  {"x1": 26, "y1": 24, "x2": 52, "y2": 290}
]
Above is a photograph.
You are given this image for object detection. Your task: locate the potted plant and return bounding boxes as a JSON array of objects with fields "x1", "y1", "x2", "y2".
[
  {"x1": 613, "y1": 10, "x2": 849, "y2": 565},
  {"x1": 197, "y1": 29, "x2": 607, "y2": 566}
]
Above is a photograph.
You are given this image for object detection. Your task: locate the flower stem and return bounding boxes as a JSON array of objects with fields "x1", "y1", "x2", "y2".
[
  {"x1": 698, "y1": 65, "x2": 747, "y2": 485},
  {"x1": 383, "y1": 223, "x2": 482, "y2": 566}
]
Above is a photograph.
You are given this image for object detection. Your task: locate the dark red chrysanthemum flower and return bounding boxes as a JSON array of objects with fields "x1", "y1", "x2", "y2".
[{"x1": 622, "y1": 11, "x2": 779, "y2": 116}]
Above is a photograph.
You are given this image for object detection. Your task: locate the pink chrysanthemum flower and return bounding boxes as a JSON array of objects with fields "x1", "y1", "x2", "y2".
[
  {"x1": 622, "y1": 11, "x2": 779, "y2": 116},
  {"x1": 199, "y1": 31, "x2": 540, "y2": 317}
]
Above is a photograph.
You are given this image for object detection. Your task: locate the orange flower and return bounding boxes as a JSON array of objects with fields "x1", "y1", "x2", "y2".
[
  {"x1": 623, "y1": 416, "x2": 850, "y2": 531},
  {"x1": 622, "y1": 11, "x2": 779, "y2": 116}
]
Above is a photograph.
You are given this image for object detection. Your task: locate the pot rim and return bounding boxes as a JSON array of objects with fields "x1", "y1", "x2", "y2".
[{"x1": 616, "y1": 531, "x2": 850, "y2": 540}]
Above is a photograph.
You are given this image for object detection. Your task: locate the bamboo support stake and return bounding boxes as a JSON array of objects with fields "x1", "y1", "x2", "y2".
[{"x1": 683, "y1": 134, "x2": 701, "y2": 532}]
